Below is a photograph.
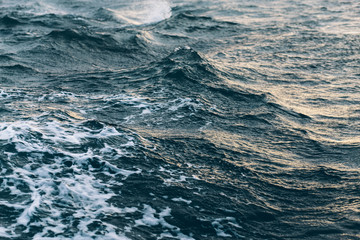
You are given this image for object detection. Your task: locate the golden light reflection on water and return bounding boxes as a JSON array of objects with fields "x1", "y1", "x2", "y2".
[
  {"x1": 201, "y1": 125, "x2": 360, "y2": 172},
  {"x1": 210, "y1": 0, "x2": 360, "y2": 35},
  {"x1": 204, "y1": 0, "x2": 360, "y2": 149},
  {"x1": 65, "y1": 110, "x2": 85, "y2": 120},
  {"x1": 46, "y1": 106, "x2": 85, "y2": 120},
  {"x1": 201, "y1": 129, "x2": 300, "y2": 165},
  {"x1": 269, "y1": 85, "x2": 360, "y2": 145}
]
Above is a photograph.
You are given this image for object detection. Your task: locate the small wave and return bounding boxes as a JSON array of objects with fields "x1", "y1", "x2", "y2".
[
  {"x1": 48, "y1": 29, "x2": 103, "y2": 43},
  {"x1": 0, "y1": 54, "x2": 14, "y2": 62},
  {"x1": 0, "y1": 64, "x2": 38, "y2": 74},
  {"x1": 160, "y1": 47, "x2": 221, "y2": 86},
  {"x1": 0, "y1": 15, "x2": 22, "y2": 27}
]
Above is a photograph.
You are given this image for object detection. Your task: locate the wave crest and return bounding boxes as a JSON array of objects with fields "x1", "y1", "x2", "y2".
[{"x1": 110, "y1": 0, "x2": 172, "y2": 25}]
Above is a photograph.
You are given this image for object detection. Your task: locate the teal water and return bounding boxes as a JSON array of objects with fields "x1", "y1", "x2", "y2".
[{"x1": 0, "y1": 0, "x2": 359, "y2": 239}]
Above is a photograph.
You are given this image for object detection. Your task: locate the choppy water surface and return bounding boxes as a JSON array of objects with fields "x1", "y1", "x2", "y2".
[{"x1": 0, "y1": 0, "x2": 360, "y2": 239}]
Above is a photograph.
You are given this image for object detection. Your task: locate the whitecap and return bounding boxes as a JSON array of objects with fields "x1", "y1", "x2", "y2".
[{"x1": 110, "y1": 0, "x2": 172, "y2": 25}]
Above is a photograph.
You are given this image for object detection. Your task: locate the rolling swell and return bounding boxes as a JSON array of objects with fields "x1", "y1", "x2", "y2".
[{"x1": 1, "y1": 0, "x2": 360, "y2": 239}]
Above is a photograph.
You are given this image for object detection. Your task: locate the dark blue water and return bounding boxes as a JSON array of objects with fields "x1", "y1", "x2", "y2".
[{"x1": 0, "y1": 0, "x2": 360, "y2": 239}]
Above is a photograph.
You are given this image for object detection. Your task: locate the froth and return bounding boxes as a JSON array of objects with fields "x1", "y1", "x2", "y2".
[
  {"x1": 0, "y1": 119, "x2": 140, "y2": 238},
  {"x1": 112, "y1": 0, "x2": 172, "y2": 25}
]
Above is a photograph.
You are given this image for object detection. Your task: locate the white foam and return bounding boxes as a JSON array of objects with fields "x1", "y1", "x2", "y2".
[
  {"x1": 1, "y1": 0, "x2": 171, "y2": 28},
  {"x1": 91, "y1": 92, "x2": 203, "y2": 124},
  {"x1": 0, "y1": 201, "x2": 25, "y2": 210},
  {"x1": 168, "y1": 98, "x2": 200, "y2": 112},
  {"x1": 0, "y1": 227, "x2": 11, "y2": 238},
  {"x1": 134, "y1": 204, "x2": 195, "y2": 239},
  {"x1": 135, "y1": 205, "x2": 162, "y2": 226},
  {"x1": 135, "y1": 205, "x2": 173, "y2": 228},
  {"x1": 0, "y1": 119, "x2": 142, "y2": 238},
  {"x1": 111, "y1": 0, "x2": 172, "y2": 25},
  {"x1": 171, "y1": 197, "x2": 192, "y2": 204},
  {"x1": 212, "y1": 217, "x2": 239, "y2": 238},
  {"x1": 164, "y1": 175, "x2": 188, "y2": 185},
  {"x1": 0, "y1": 89, "x2": 11, "y2": 99},
  {"x1": 17, "y1": 191, "x2": 41, "y2": 226},
  {"x1": 37, "y1": 91, "x2": 78, "y2": 102}
]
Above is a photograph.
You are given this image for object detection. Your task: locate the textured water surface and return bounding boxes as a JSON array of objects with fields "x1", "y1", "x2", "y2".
[{"x1": 0, "y1": 0, "x2": 360, "y2": 239}]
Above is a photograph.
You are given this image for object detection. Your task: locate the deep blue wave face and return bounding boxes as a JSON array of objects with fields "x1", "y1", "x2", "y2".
[{"x1": 1, "y1": 0, "x2": 360, "y2": 239}]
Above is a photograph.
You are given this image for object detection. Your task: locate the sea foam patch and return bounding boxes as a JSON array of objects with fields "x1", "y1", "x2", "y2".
[
  {"x1": 0, "y1": 118, "x2": 141, "y2": 238},
  {"x1": 135, "y1": 204, "x2": 195, "y2": 240},
  {"x1": 111, "y1": 0, "x2": 172, "y2": 25}
]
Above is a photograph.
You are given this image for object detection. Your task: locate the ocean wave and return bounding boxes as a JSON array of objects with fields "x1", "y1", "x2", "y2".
[
  {"x1": 1, "y1": 0, "x2": 360, "y2": 239},
  {"x1": 0, "y1": 64, "x2": 38, "y2": 73},
  {"x1": 0, "y1": 15, "x2": 22, "y2": 27}
]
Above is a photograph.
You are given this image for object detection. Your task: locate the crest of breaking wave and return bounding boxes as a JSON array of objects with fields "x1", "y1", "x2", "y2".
[
  {"x1": 0, "y1": 0, "x2": 172, "y2": 25},
  {"x1": 110, "y1": 0, "x2": 172, "y2": 25}
]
